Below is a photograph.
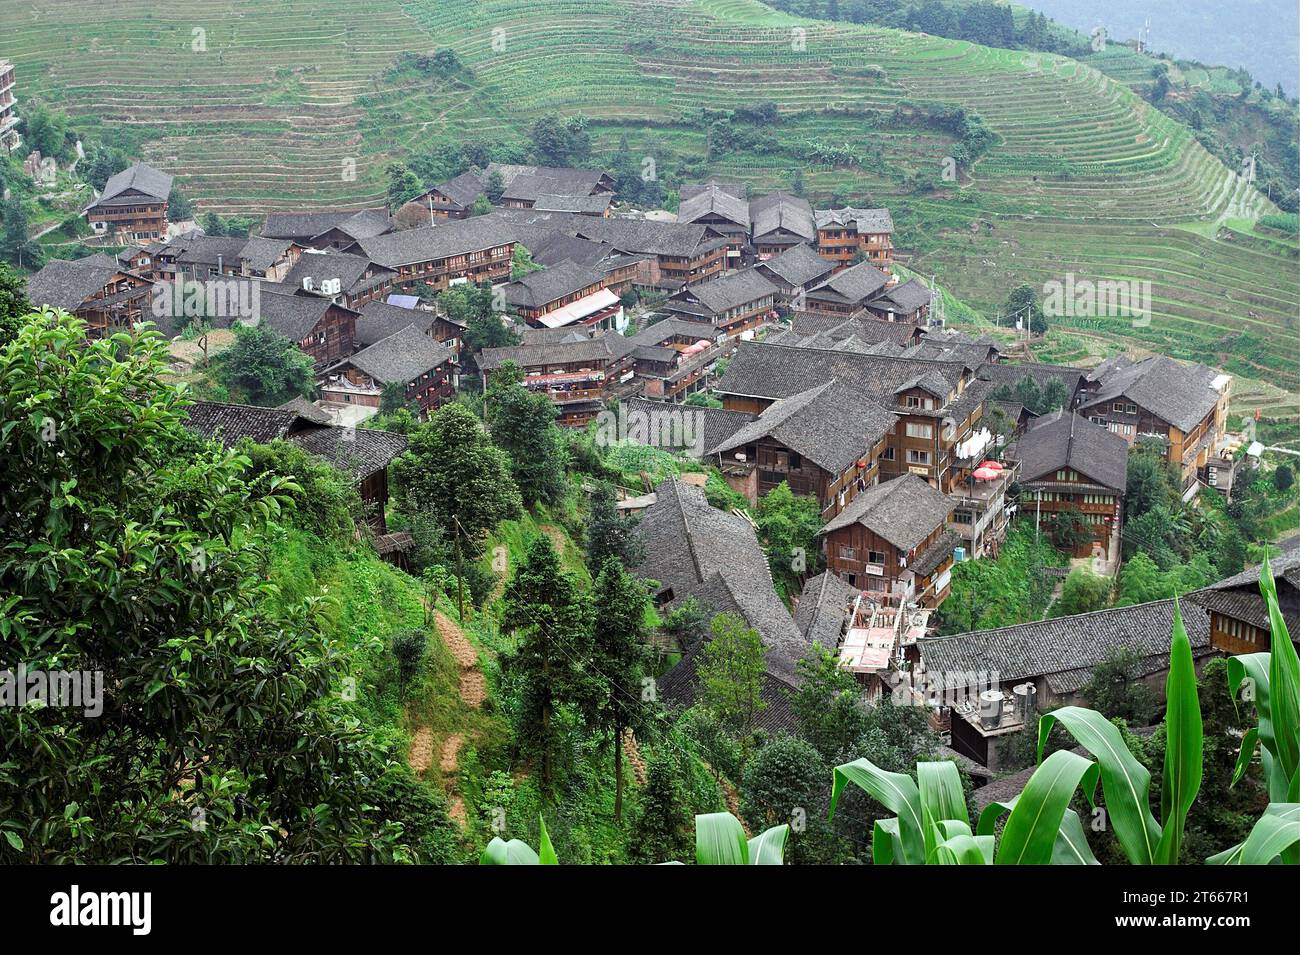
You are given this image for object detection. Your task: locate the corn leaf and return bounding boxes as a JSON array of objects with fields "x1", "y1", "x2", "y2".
[
  {"x1": 695, "y1": 812, "x2": 748, "y2": 865},
  {"x1": 1228, "y1": 654, "x2": 1285, "y2": 797},
  {"x1": 1231, "y1": 728, "x2": 1260, "y2": 787},
  {"x1": 1207, "y1": 804, "x2": 1300, "y2": 865},
  {"x1": 872, "y1": 818, "x2": 901, "y2": 866},
  {"x1": 933, "y1": 833, "x2": 994, "y2": 865},
  {"x1": 918, "y1": 761, "x2": 969, "y2": 829},
  {"x1": 479, "y1": 837, "x2": 541, "y2": 865},
  {"x1": 538, "y1": 816, "x2": 559, "y2": 865},
  {"x1": 996, "y1": 750, "x2": 1100, "y2": 865},
  {"x1": 1038, "y1": 706, "x2": 1161, "y2": 864},
  {"x1": 1053, "y1": 808, "x2": 1101, "y2": 865},
  {"x1": 747, "y1": 825, "x2": 789, "y2": 865},
  {"x1": 831, "y1": 757, "x2": 926, "y2": 864},
  {"x1": 1260, "y1": 560, "x2": 1300, "y2": 796},
  {"x1": 1155, "y1": 599, "x2": 1204, "y2": 864}
]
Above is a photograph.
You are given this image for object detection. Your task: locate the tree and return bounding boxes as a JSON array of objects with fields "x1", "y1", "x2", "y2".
[
  {"x1": 167, "y1": 185, "x2": 194, "y2": 222},
  {"x1": 790, "y1": 166, "x2": 806, "y2": 197},
  {"x1": 390, "y1": 403, "x2": 522, "y2": 557},
  {"x1": 390, "y1": 628, "x2": 429, "y2": 692},
  {"x1": 584, "y1": 481, "x2": 646, "y2": 571},
  {"x1": 214, "y1": 323, "x2": 315, "y2": 406},
  {"x1": 1126, "y1": 445, "x2": 1180, "y2": 520},
  {"x1": 1274, "y1": 463, "x2": 1295, "y2": 492},
  {"x1": 697, "y1": 613, "x2": 768, "y2": 740},
  {"x1": 628, "y1": 753, "x2": 693, "y2": 863},
  {"x1": 789, "y1": 645, "x2": 867, "y2": 764},
  {"x1": 486, "y1": 362, "x2": 570, "y2": 506},
  {"x1": 386, "y1": 162, "x2": 422, "y2": 212},
  {"x1": 1081, "y1": 647, "x2": 1158, "y2": 725},
  {"x1": 589, "y1": 557, "x2": 654, "y2": 821},
  {"x1": 528, "y1": 114, "x2": 590, "y2": 167},
  {"x1": 0, "y1": 262, "x2": 33, "y2": 347},
  {"x1": 1006, "y1": 282, "x2": 1046, "y2": 334},
  {"x1": 0, "y1": 309, "x2": 441, "y2": 862},
  {"x1": 200, "y1": 211, "x2": 227, "y2": 236},
  {"x1": 501, "y1": 536, "x2": 594, "y2": 792},
  {"x1": 1, "y1": 196, "x2": 38, "y2": 268},
  {"x1": 755, "y1": 481, "x2": 822, "y2": 593},
  {"x1": 1048, "y1": 567, "x2": 1111, "y2": 617},
  {"x1": 740, "y1": 734, "x2": 839, "y2": 864},
  {"x1": 485, "y1": 169, "x2": 506, "y2": 204},
  {"x1": 510, "y1": 244, "x2": 542, "y2": 280},
  {"x1": 1047, "y1": 510, "x2": 1092, "y2": 554}
]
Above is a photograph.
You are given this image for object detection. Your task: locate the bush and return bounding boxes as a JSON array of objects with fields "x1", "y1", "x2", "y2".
[{"x1": 390, "y1": 628, "x2": 429, "y2": 691}]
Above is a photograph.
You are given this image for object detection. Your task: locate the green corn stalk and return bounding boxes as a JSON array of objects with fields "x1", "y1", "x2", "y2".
[{"x1": 480, "y1": 815, "x2": 559, "y2": 865}]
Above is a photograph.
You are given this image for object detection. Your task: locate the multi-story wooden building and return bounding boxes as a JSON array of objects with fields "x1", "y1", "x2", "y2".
[
  {"x1": 1007, "y1": 409, "x2": 1129, "y2": 558},
  {"x1": 349, "y1": 218, "x2": 516, "y2": 293},
  {"x1": 662, "y1": 267, "x2": 779, "y2": 338},
  {"x1": 864, "y1": 278, "x2": 931, "y2": 325},
  {"x1": 487, "y1": 163, "x2": 615, "y2": 210},
  {"x1": 259, "y1": 289, "x2": 358, "y2": 368},
  {"x1": 25, "y1": 258, "x2": 155, "y2": 337},
  {"x1": 1077, "y1": 355, "x2": 1230, "y2": 493},
  {"x1": 820, "y1": 474, "x2": 959, "y2": 609},
  {"x1": 86, "y1": 163, "x2": 172, "y2": 242},
  {"x1": 281, "y1": 250, "x2": 396, "y2": 311},
  {"x1": 753, "y1": 243, "x2": 836, "y2": 307},
  {"x1": 502, "y1": 261, "x2": 624, "y2": 332},
  {"x1": 678, "y1": 183, "x2": 750, "y2": 266},
  {"x1": 319, "y1": 324, "x2": 457, "y2": 418},
  {"x1": 814, "y1": 207, "x2": 894, "y2": 272},
  {"x1": 0, "y1": 60, "x2": 19, "y2": 153},
  {"x1": 1189, "y1": 546, "x2": 1300, "y2": 655},
  {"x1": 479, "y1": 332, "x2": 634, "y2": 427},
  {"x1": 260, "y1": 209, "x2": 393, "y2": 251},
  {"x1": 622, "y1": 319, "x2": 726, "y2": 400},
  {"x1": 707, "y1": 380, "x2": 897, "y2": 519},
  {"x1": 407, "y1": 170, "x2": 486, "y2": 221},
  {"x1": 803, "y1": 260, "x2": 893, "y2": 317},
  {"x1": 749, "y1": 193, "x2": 816, "y2": 259}
]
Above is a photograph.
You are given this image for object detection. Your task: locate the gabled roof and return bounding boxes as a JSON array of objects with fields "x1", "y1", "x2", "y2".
[
  {"x1": 680, "y1": 180, "x2": 746, "y2": 201},
  {"x1": 814, "y1": 206, "x2": 894, "y2": 234},
  {"x1": 795, "y1": 571, "x2": 857, "y2": 652},
  {"x1": 487, "y1": 163, "x2": 612, "y2": 202},
  {"x1": 1079, "y1": 355, "x2": 1224, "y2": 434},
  {"x1": 290, "y1": 426, "x2": 409, "y2": 482},
  {"x1": 679, "y1": 184, "x2": 751, "y2": 229},
  {"x1": 790, "y1": 311, "x2": 922, "y2": 346},
  {"x1": 634, "y1": 479, "x2": 808, "y2": 686},
  {"x1": 354, "y1": 299, "x2": 435, "y2": 348},
  {"x1": 1187, "y1": 548, "x2": 1300, "y2": 637},
  {"x1": 807, "y1": 260, "x2": 890, "y2": 304},
  {"x1": 527, "y1": 232, "x2": 616, "y2": 269},
  {"x1": 918, "y1": 598, "x2": 1213, "y2": 694},
  {"x1": 183, "y1": 400, "x2": 309, "y2": 446},
  {"x1": 669, "y1": 268, "x2": 776, "y2": 316},
  {"x1": 278, "y1": 396, "x2": 334, "y2": 425},
  {"x1": 238, "y1": 236, "x2": 298, "y2": 273},
  {"x1": 341, "y1": 324, "x2": 454, "y2": 384},
  {"x1": 1007, "y1": 409, "x2": 1129, "y2": 492},
  {"x1": 431, "y1": 170, "x2": 485, "y2": 208},
  {"x1": 258, "y1": 289, "x2": 346, "y2": 341},
  {"x1": 755, "y1": 243, "x2": 836, "y2": 288},
  {"x1": 280, "y1": 250, "x2": 390, "y2": 297},
  {"x1": 977, "y1": 360, "x2": 1085, "y2": 398},
  {"x1": 750, "y1": 192, "x2": 815, "y2": 242},
  {"x1": 870, "y1": 278, "x2": 930, "y2": 313},
  {"x1": 503, "y1": 262, "x2": 605, "y2": 310},
  {"x1": 479, "y1": 329, "x2": 632, "y2": 370},
  {"x1": 92, "y1": 163, "x2": 173, "y2": 207},
  {"x1": 819, "y1": 474, "x2": 955, "y2": 552},
  {"x1": 709, "y1": 380, "x2": 897, "y2": 474},
  {"x1": 26, "y1": 259, "x2": 137, "y2": 311},
  {"x1": 354, "y1": 218, "x2": 516, "y2": 268},
  {"x1": 621, "y1": 398, "x2": 756, "y2": 459},
  {"x1": 532, "y1": 193, "x2": 613, "y2": 215},
  {"x1": 260, "y1": 209, "x2": 393, "y2": 242}
]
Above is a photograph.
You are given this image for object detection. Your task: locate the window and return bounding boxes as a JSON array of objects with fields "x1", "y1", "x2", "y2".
[
  {"x1": 905, "y1": 422, "x2": 933, "y2": 439},
  {"x1": 868, "y1": 550, "x2": 886, "y2": 565},
  {"x1": 789, "y1": 452, "x2": 802, "y2": 469},
  {"x1": 907, "y1": 449, "x2": 930, "y2": 465},
  {"x1": 881, "y1": 447, "x2": 896, "y2": 461},
  {"x1": 952, "y1": 510, "x2": 973, "y2": 525}
]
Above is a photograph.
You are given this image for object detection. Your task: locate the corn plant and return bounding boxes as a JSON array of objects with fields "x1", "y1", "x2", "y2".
[
  {"x1": 1208, "y1": 560, "x2": 1300, "y2": 865},
  {"x1": 479, "y1": 812, "x2": 788, "y2": 864}
]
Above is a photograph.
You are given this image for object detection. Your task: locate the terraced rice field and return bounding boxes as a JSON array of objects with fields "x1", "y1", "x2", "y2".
[{"x1": 5, "y1": 0, "x2": 1297, "y2": 389}]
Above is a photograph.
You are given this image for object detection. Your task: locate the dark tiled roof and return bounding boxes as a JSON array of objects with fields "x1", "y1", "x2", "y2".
[
  {"x1": 26, "y1": 259, "x2": 131, "y2": 310},
  {"x1": 919, "y1": 598, "x2": 1213, "y2": 693},
  {"x1": 344, "y1": 324, "x2": 454, "y2": 384},
  {"x1": 532, "y1": 193, "x2": 612, "y2": 214},
  {"x1": 504, "y1": 262, "x2": 605, "y2": 309},
  {"x1": 790, "y1": 312, "x2": 921, "y2": 346},
  {"x1": 281, "y1": 251, "x2": 389, "y2": 297},
  {"x1": 621, "y1": 399, "x2": 755, "y2": 459},
  {"x1": 290, "y1": 425, "x2": 409, "y2": 482},
  {"x1": 1079, "y1": 355, "x2": 1224, "y2": 434},
  {"x1": 258, "y1": 289, "x2": 341, "y2": 341},
  {"x1": 708, "y1": 380, "x2": 897, "y2": 474},
  {"x1": 680, "y1": 180, "x2": 746, "y2": 201},
  {"x1": 161, "y1": 234, "x2": 248, "y2": 269},
  {"x1": 184, "y1": 400, "x2": 306, "y2": 446},
  {"x1": 432, "y1": 170, "x2": 485, "y2": 208},
  {"x1": 260, "y1": 209, "x2": 392, "y2": 242},
  {"x1": 756, "y1": 243, "x2": 836, "y2": 287},
  {"x1": 354, "y1": 300, "x2": 434, "y2": 348},
  {"x1": 820, "y1": 474, "x2": 955, "y2": 551},
  {"x1": 634, "y1": 479, "x2": 807, "y2": 686},
  {"x1": 1187, "y1": 548, "x2": 1300, "y2": 635},
  {"x1": 750, "y1": 193, "x2": 815, "y2": 242},
  {"x1": 479, "y1": 329, "x2": 631, "y2": 370},
  {"x1": 92, "y1": 163, "x2": 172, "y2": 206},
  {"x1": 1007, "y1": 409, "x2": 1129, "y2": 492},
  {"x1": 488, "y1": 163, "x2": 611, "y2": 202},
  {"x1": 527, "y1": 233, "x2": 615, "y2": 268},
  {"x1": 238, "y1": 236, "x2": 297, "y2": 273},
  {"x1": 656, "y1": 640, "x2": 799, "y2": 734},
  {"x1": 795, "y1": 571, "x2": 857, "y2": 651},
  {"x1": 872, "y1": 278, "x2": 930, "y2": 313},
  {"x1": 679, "y1": 185, "x2": 751, "y2": 229},
  {"x1": 912, "y1": 530, "x2": 960, "y2": 577},
  {"x1": 354, "y1": 217, "x2": 516, "y2": 268},
  {"x1": 978, "y1": 361, "x2": 1085, "y2": 398},
  {"x1": 278, "y1": 396, "x2": 334, "y2": 425},
  {"x1": 669, "y1": 268, "x2": 776, "y2": 316},
  {"x1": 807, "y1": 260, "x2": 890, "y2": 304},
  {"x1": 814, "y1": 206, "x2": 894, "y2": 233}
]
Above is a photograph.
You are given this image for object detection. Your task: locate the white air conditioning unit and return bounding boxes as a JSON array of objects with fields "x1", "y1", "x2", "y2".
[{"x1": 302, "y1": 276, "x2": 314, "y2": 291}]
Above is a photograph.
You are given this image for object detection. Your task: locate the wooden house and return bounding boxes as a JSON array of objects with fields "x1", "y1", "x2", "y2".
[
  {"x1": 260, "y1": 209, "x2": 394, "y2": 251},
  {"x1": 1188, "y1": 546, "x2": 1300, "y2": 655},
  {"x1": 814, "y1": 207, "x2": 894, "y2": 273},
  {"x1": 479, "y1": 331, "x2": 633, "y2": 427},
  {"x1": 258, "y1": 289, "x2": 358, "y2": 368},
  {"x1": 86, "y1": 163, "x2": 172, "y2": 243},
  {"x1": 749, "y1": 193, "x2": 815, "y2": 259},
  {"x1": 25, "y1": 258, "x2": 155, "y2": 337},
  {"x1": 662, "y1": 267, "x2": 778, "y2": 338},
  {"x1": 320, "y1": 324, "x2": 456, "y2": 418},
  {"x1": 280, "y1": 250, "x2": 396, "y2": 310},
  {"x1": 349, "y1": 218, "x2": 516, "y2": 293}
]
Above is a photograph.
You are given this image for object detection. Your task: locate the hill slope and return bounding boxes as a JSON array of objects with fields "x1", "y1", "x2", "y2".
[{"x1": 4, "y1": 0, "x2": 1297, "y2": 384}]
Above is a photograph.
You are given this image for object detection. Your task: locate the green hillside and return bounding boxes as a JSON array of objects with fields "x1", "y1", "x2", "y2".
[{"x1": 4, "y1": 0, "x2": 1297, "y2": 386}]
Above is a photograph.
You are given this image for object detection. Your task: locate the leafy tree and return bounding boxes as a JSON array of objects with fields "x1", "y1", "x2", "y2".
[
  {"x1": 1080, "y1": 647, "x2": 1158, "y2": 725},
  {"x1": 936, "y1": 522, "x2": 1061, "y2": 633},
  {"x1": 528, "y1": 114, "x2": 591, "y2": 167},
  {"x1": 237, "y1": 438, "x2": 362, "y2": 542},
  {"x1": 200, "y1": 211, "x2": 227, "y2": 236},
  {"x1": 213, "y1": 323, "x2": 314, "y2": 406},
  {"x1": 628, "y1": 753, "x2": 693, "y2": 863},
  {"x1": 0, "y1": 262, "x2": 33, "y2": 346},
  {"x1": 1126, "y1": 445, "x2": 1180, "y2": 520},
  {"x1": 501, "y1": 536, "x2": 594, "y2": 792},
  {"x1": 1048, "y1": 567, "x2": 1111, "y2": 617},
  {"x1": 660, "y1": 595, "x2": 710, "y2": 652},
  {"x1": 0, "y1": 309, "x2": 441, "y2": 862},
  {"x1": 755, "y1": 481, "x2": 823, "y2": 594},
  {"x1": 1, "y1": 196, "x2": 38, "y2": 268},
  {"x1": 486, "y1": 361, "x2": 570, "y2": 506},
  {"x1": 589, "y1": 557, "x2": 654, "y2": 820},
  {"x1": 790, "y1": 645, "x2": 868, "y2": 764},
  {"x1": 585, "y1": 481, "x2": 646, "y2": 571},
  {"x1": 167, "y1": 185, "x2": 194, "y2": 222},
  {"x1": 697, "y1": 613, "x2": 768, "y2": 740},
  {"x1": 684, "y1": 390, "x2": 722, "y2": 408},
  {"x1": 85, "y1": 145, "x2": 129, "y2": 192},
  {"x1": 390, "y1": 402, "x2": 522, "y2": 557},
  {"x1": 390, "y1": 628, "x2": 429, "y2": 692},
  {"x1": 1006, "y1": 282, "x2": 1046, "y2": 334},
  {"x1": 1047, "y1": 510, "x2": 1092, "y2": 554},
  {"x1": 1274, "y1": 464, "x2": 1295, "y2": 492},
  {"x1": 741, "y1": 734, "x2": 840, "y2": 864},
  {"x1": 485, "y1": 169, "x2": 506, "y2": 204},
  {"x1": 468, "y1": 194, "x2": 493, "y2": 217},
  {"x1": 510, "y1": 244, "x2": 543, "y2": 280},
  {"x1": 386, "y1": 162, "x2": 422, "y2": 211},
  {"x1": 380, "y1": 380, "x2": 414, "y2": 416}
]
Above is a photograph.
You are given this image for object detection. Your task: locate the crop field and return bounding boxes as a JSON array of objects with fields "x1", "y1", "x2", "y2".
[{"x1": 4, "y1": 0, "x2": 1297, "y2": 389}]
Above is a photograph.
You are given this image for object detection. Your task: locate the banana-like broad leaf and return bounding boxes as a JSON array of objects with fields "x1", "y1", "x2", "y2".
[
  {"x1": 479, "y1": 838, "x2": 541, "y2": 865},
  {"x1": 1053, "y1": 808, "x2": 1101, "y2": 865},
  {"x1": 747, "y1": 825, "x2": 789, "y2": 865},
  {"x1": 695, "y1": 812, "x2": 749, "y2": 865},
  {"x1": 1260, "y1": 561, "x2": 1300, "y2": 799},
  {"x1": 1039, "y1": 706, "x2": 1161, "y2": 864},
  {"x1": 538, "y1": 816, "x2": 559, "y2": 865},
  {"x1": 997, "y1": 750, "x2": 1100, "y2": 865},
  {"x1": 1207, "y1": 804, "x2": 1300, "y2": 865},
  {"x1": 917, "y1": 760, "x2": 970, "y2": 860},
  {"x1": 1155, "y1": 600, "x2": 1204, "y2": 864},
  {"x1": 831, "y1": 758, "x2": 926, "y2": 865},
  {"x1": 872, "y1": 818, "x2": 901, "y2": 865}
]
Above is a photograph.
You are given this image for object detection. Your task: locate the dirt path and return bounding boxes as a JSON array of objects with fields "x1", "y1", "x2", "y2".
[
  {"x1": 408, "y1": 726, "x2": 434, "y2": 775},
  {"x1": 623, "y1": 730, "x2": 648, "y2": 786},
  {"x1": 436, "y1": 609, "x2": 486, "y2": 708}
]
